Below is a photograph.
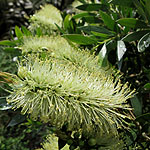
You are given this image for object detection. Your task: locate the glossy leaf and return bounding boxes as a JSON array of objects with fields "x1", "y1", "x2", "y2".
[
  {"x1": 137, "y1": 32, "x2": 150, "y2": 52},
  {"x1": 122, "y1": 30, "x2": 150, "y2": 42},
  {"x1": 99, "y1": 10, "x2": 115, "y2": 30},
  {"x1": 117, "y1": 40, "x2": 127, "y2": 61},
  {"x1": 7, "y1": 114, "x2": 26, "y2": 127},
  {"x1": 117, "y1": 18, "x2": 148, "y2": 29},
  {"x1": 63, "y1": 34, "x2": 98, "y2": 45},
  {"x1": 76, "y1": 4, "x2": 107, "y2": 11},
  {"x1": 98, "y1": 44, "x2": 109, "y2": 67},
  {"x1": 130, "y1": 95, "x2": 142, "y2": 116},
  {"x1": 0, "y1": 97, "x2": 12, "y2": 110}
]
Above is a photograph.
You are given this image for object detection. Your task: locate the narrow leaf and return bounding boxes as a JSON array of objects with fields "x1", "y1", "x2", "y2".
[
  {"x1": 117, "y1": 18, "x2": 148, "y2": 29},
  {"x1": 72, "y1": 12, "x2": 95, "y2": 19},
  {"x1": 122, "y1": 30, "x2": 150, "y2": 42},
  {"x1": 76, "y1": 4, "x2": 107, "y2": 11},
  {"x1": 15, "y1": 26, "x2": 23, "y2": 39},
  {"x1": 82, "y1": 16, "x2": 102, "y2": 24},
  {"x1": 78, "y1": 25, "x2": 114, "y2": 35},
  {"x1": 99, "y1": 10, "x2": 115, "y2": 30},
  {"x1": 130, "y1": 95, "x2": 142, "y2": 116},
  {"x1": 145, "y1": 0, "x2": 150, "y2": 23},
  {"x1": 63, "y1": 34, "x2": 98, "y2": 45},
  {"x1": 132, "y1": 0, "x2": 147, "y2": 21},
  {"x1": 7, "y1": 114, "x2": 26, "y2": 127},
  {"x1": 111, "y1": 0, "x2": 134, "y2": 7},
  {"x1": 0, "y1": 40, "x2": 16, "y2": 46},
  {"x1": 91, "y1": 31, "x2": 112, "y2": 38},
  {"x1": 21, "y1": 26, "x2": 31, "y2": 36},
  {"x1": 136, "y1": 113, "x2": 150, "y2": 123},
  {"x1": 137, "y1": 32, "x2": 150, "y2": 52}
]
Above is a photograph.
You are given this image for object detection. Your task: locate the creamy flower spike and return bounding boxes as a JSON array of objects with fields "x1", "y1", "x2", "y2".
[
  {"x1": 29, "y1": 5, "x2": 62, "y2": 35},
  {"x1": 7, "y1": 58, "x2": 135, "y2": 135}
]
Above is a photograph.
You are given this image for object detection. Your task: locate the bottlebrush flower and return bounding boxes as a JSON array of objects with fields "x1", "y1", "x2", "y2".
[
  {"x1": 20, "y1": 35, "x2": 109, "y2": 76},
  {"x1": 29, "y1": 5, "x2": 62, "y2": 35},
  {"x1": 7, "y1": 58, "x2": 135, "y2": 135}
]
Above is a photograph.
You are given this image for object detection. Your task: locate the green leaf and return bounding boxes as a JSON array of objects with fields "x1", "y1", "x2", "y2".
[
  {"x1": 136, "y1": 113, "x2": 150, "y2": 123},
  {"x1": 117, "y1": 40, "x2": 127, "y2": 61},
  {"x1": 55, "y1": 23, "x2": 65, "y2": 34},
  {"x1": 64, "y1": 14, "x2": 71, "y2": 30},
  {"x1": 111, "y1": 0, "x2": 134, "y2": 7},
  {"x1": 63, "y1": 34, "x2": 98, "y2": 45},
  {"x1": 78, "y1": 25, "x2": 114, "y2": 35},
  {"x1": 4, "y1": 47, "x2": 18, "y2": 53},
  {"x1": 21, "y1": 26, "x2": 31, "y2": 36},
  {"x1": 0, "y1": 97, "x2": 12, "y2": 110},
  {"x1": 145, "y1": 0, "x2": 150, "y2": 22},
  {"x1": 130, "y1": 95, "x2": 142, "y2": 116},
  {"x1": 98, "y1": 44, "x2": 109, "y2": 67},
  {"x1": 99, "y1": 10, "x2": 115, "y2": 30},
  {"x1": 7, "y1": 114, "x2": 26, "y2": 127},
  {"x1": 122, "y1": 30, "x2": 150, "y2": 42},
  {"x1": 76, "y1": 4, "x2": 107, "y2": 11},
  {"x1": 137, "y1": 32, "x2": 150, "y2": 52},
  {"x1": 0, "y1": 40, "x2": 16, "y2": 46},
  {"x1": 72, "y1": 12, "x2": 95, "y2": 19},
  {"x1": 117, "y1": 18, "x2": 148, "y2": 29},
  {"x1": 36, "y1": 27, "x2": 43, "y2": 37},
  {"x1": 82, "y1": 16, "x2": 102, "y2": 24},
  {"x1": 132, "y1": 0, "x2": 147, "y2": 21},
  {"x1": 91, "y1": 31, "x2": 112, "y2": 38},
  {"x1": 144, "y1": 83, "x2": 150, "y2": 90},
  {"x1": 15, "y1": 26, "x2": 23, "y2": 39}
]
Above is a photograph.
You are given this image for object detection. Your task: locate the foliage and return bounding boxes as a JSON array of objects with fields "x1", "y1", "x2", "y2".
[
  {"x1": 57, "y1": 0, "x2": 150, "y2": 149},
  {"x1": 1, "y1": 0, "x2": 150, "y2": 150}
]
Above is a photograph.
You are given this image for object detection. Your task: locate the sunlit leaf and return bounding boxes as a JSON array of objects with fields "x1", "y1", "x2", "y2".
[
  {"x1": 98, "y1": 44, "x2": 109, "y2": 67},
  {"x1": 117, "y1": 40, "x2": 127, "y2": 61},
  {"x1": 15, "y1": 26, "x2": 23, "y2": 39},
  {"x1": 137, "y1": 32, "x2": 150, "y2": 52}
]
